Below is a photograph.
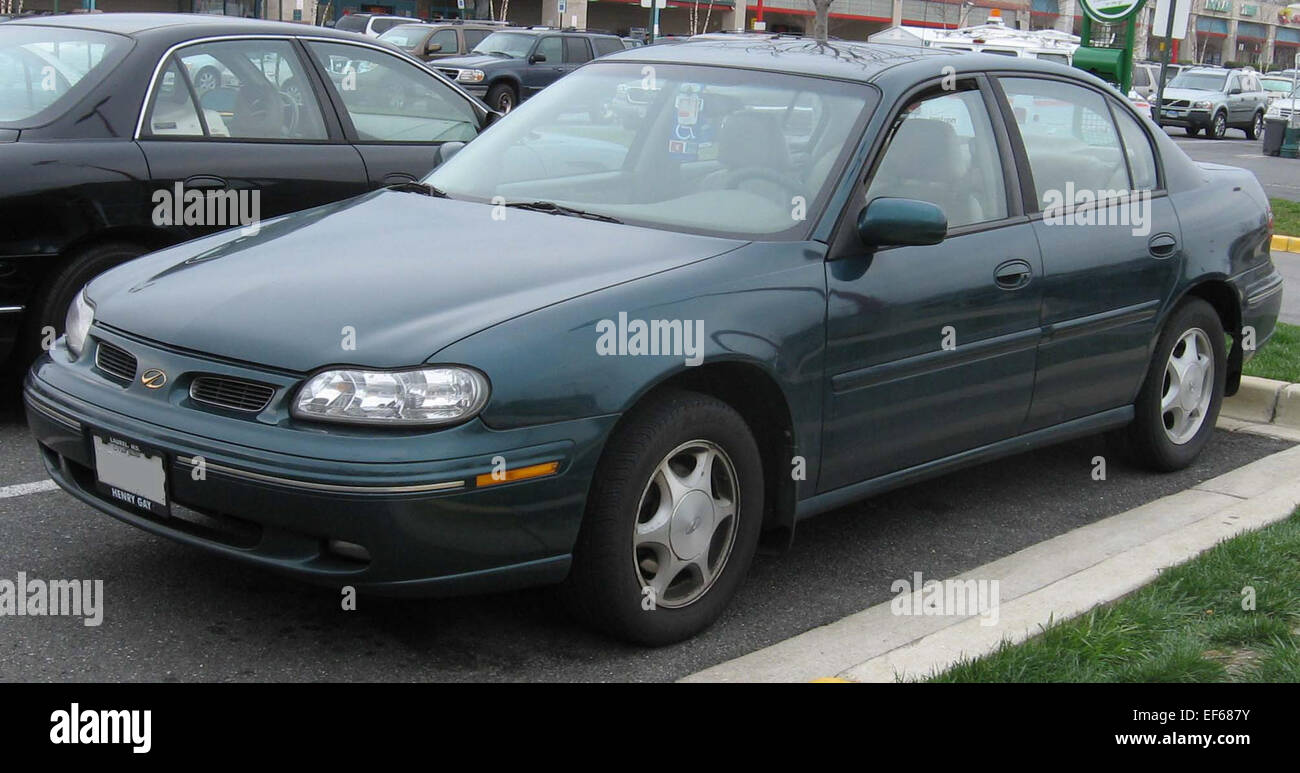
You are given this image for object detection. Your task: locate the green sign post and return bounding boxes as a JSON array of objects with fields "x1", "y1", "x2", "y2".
[{"x1": 1075, "y1": 0, "x2": 1146, "y2": 94}]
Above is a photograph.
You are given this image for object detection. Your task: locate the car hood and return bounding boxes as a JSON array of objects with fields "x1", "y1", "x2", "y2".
[
  {"x1": 436, "y1": 54, "x2": 513, "y2": 69},
  {"x1": 87, "y1": 192, "x2": 745, "y2": 372},
  {"x1": 1162, "y1": 87, "x2": 1221, "y2": 102}
]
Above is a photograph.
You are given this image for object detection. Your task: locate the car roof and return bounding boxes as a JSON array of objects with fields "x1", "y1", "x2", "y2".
[
  {"x1": 598, "y1": 36, "x2": 1088, "y2": 85},
  {"x1": 6, "y1": 12, "x2": 378, "y2": 43}
]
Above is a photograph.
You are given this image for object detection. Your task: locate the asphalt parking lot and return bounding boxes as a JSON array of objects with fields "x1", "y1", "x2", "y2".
[
  {"x1": 0, "y1": 398, "x2": 1290, "y2": 682},
  {"x1": 1166, "y1": 129, "x2": 1300, "y2": 202}
]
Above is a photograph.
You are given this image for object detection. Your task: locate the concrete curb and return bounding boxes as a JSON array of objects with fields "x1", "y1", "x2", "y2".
[
  {"x1": 681, "y1": 429, "x2": 1300, "y2": 684},
  {"x1": 1222, "y1": 375, "x2": 1300, "y2": 427},
  {"x1": 1271, "y1": 234, "x2": 1300, "y2": 253}
]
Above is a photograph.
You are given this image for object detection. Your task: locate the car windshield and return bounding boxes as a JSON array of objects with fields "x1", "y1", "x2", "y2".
[
  {"x1": 335, "y1": 15, "x2": 368, "y2": 32},
  {"x1": 0, "y1": 25, "x2": 129, "y2": 125},
  {"x1": 379, "y1": 25, "x2": 428, "y2": 49},
  {"x1": 1169, "y1": 71, "x2": 1228, "y2": 91},
  {"x1": 1262, "y1": 77, "x2": 1296, "y2": 93},
  {"x1": 427, "y1": 62, "x2": 877, "y2": 239},
  {"x1": 470, "y1": 31, "x2": 535, "y2": 58}
]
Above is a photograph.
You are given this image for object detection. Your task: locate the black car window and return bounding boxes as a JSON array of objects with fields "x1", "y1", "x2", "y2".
[
  {"x1": 1112, "y1": 103, "x2": 1158, "y2": 191},
  {"x1": 1133, "y1": 67, "x2": 1150, "y2": 88},
  {"x1": 0, "y1": 25, "x2": 130, "y2": 127},
  {"x1": 168, "y1": 40, "x2": 328, "y2": 141},
  {"x1": 1000, "y1": 77, "x2": 1129, "y2": 210},
  {"x1": 142, "y1": 59, "x2": 205, "y2": 137},
  {"x1": 428, "y1": 28, "x2": 458, "y2": 55},
  {"x1": 564, "y1": 37, "x2": 593, "y2": 64},
  {"x1": 593, "y1": 37, "x2": 623, "y2": 57},
  {"x1": 335, "y1": 15, "x2": 368, "y2": 33},
  {"x1": 307, "y1": 41, "x2": 478, "y2": 143},
  {"x1": 371, "y1": 18, "x2": 405, "y2": 35},
  {"x1": 536, "y1": 36, "x2": 563, "y2": 63},
  {"x1": 463, "y1": 29, "x2": 491, "y2": 49},
  {"x1": 865, "y1": 83, "x2": 1008, "y2": 229}
]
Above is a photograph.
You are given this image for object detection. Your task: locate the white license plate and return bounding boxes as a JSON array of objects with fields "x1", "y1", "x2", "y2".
[
  {"x1": 1163, "y1": 109, "x2": 1184, "y2": 117},
  {"x1": 92, "y1": 434, "x2": 168, "y2": 515}
]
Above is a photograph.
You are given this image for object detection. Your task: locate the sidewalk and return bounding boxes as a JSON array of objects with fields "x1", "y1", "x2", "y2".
[{"x1": 682, "y1": 416, "x2": 1300, "y2": 683}]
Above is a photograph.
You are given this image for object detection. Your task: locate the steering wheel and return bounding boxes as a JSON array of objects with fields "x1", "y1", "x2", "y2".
[{"x1": 276, "y1": 89, "x2": 301, "y2": 134}]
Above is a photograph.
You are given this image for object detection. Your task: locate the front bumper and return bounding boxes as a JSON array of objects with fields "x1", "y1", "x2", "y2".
[
  {"x1": 24, "y1": 329, "x2": 618, "y2": 597},
  {"x1": 1157, "y1": 108, "x2": 1212, "y2": 129}
]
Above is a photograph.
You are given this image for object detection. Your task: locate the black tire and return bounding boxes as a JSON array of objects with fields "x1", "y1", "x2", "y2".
[
  {"x1": 1210, "y1": 111, "x2": 1228, "y2": 140},
  {"x1": 1186, "y1": 125, "x2": 1201, "y2": 138},
  {"x1": 561, "y1": 390, "x2": 764, "y2": 645},
  {"x1": 1245, "y1": 111, "x2": 1264, "y2": 140},
  {"x1": 1114, "y1": 298, "x2": 1226, "y2": 472},
  {"x1": 486, "y1": 83, "x2": 517, "y2": 113},
  {"x1": 16, "y1": 241, "x2": 147, "y2": 367}
]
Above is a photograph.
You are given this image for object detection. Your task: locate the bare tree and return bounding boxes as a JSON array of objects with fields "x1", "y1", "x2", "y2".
[{"x1": 808, "y1": 0, "x2": 834, "y2": 42}]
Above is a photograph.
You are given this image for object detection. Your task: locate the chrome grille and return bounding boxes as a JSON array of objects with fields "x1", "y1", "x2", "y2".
[
  {"x1": 94, "y1": 341, "x2": 137, "y2": 382},
  {"x1": 1161, "y1": 98, "x2": 1192, "y2": 108},
  {"x1": 189, "y1": 376, "x2": 276, "y2": 413}
]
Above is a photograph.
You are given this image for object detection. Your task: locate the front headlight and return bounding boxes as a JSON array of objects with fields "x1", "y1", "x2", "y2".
[
  {"x1": 458, "y1": 69, "x2": 485, "y2": 84},
  {"x1": 64, "y1": 290, "x2": 94, "y2": 360},
  {"x1": 292, "y1": 366, "x2": 490, "y2": 426},
  {"x1": 1193, "y1": 100, "x2": 1213, "y2": 109}
]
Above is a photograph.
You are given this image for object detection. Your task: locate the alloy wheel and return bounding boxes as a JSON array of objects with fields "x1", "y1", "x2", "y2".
[
  {"x1": 1161, "y1": 327, "x2": 1214, "y2": 445},
  {"x1": 631, "y1": 440, "x2": 739, "y2": 609}
]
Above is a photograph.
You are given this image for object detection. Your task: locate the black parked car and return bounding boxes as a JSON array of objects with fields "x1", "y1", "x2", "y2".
[
  {"x1": 0, "y1": 13, "x2": 493, "y2": 369},
  {"x1": 434, "y1": 27, "x2": 625, "y2": 112}
]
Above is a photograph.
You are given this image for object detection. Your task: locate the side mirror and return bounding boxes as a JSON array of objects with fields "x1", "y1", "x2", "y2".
[
  {"x1": 529, "y1": 52, "x2": 547, "y2": 64},
  {"x1": 436, "y1": 141, "x2": 466, "y2": 164},
  {"x1": 856, "y1": 198, "x2": 947, "y2": 249},
  {"x1": 426, "y1": 42, "x2": 443, "y2": 54},
  {"x1": 1229, "y1": 87, "x2": 1242, "y2": 95}
]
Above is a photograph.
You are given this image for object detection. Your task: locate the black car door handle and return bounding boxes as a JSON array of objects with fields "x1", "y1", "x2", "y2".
[
  {"x1": 1148, "y1": 232, "x2": 1178, "y2": 258},
  {"x1": 183, "y1": 175, "x2": 227, "y2": 190},
  {"x1": 994, "y1": 259, "x2": 1033, "y2": 290}
]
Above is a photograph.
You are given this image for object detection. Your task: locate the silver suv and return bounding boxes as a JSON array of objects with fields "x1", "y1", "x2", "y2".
[{"x1": 1157, "y1": 66, "x2": 1269, "y2": 139}]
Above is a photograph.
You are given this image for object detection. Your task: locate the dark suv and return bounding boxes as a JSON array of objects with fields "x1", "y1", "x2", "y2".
[
  {"x1": 433, "y1": 27, "x2": 625, "y2": 111},
  {"x1": 378, "y1": 20, "x2": 510, "y2": 62}
]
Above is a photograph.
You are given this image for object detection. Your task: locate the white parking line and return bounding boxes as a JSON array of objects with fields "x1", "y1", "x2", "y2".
[{"x1": 0, "y1": 480, "x2": 59, "y2": 499}]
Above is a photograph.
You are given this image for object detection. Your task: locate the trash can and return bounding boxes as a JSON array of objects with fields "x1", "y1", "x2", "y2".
[
  {"x1": 1283, "y1": 125, "x2": 1300, "y2": 159},
  {"x1": 1263, "y1": 117, "x2": 1287, "y2": 156}
]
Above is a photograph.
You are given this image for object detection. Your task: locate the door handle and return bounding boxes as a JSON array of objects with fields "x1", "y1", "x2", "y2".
[
  {"x1": 994, "y1": 259, "x2": 1033, "y2": 290},
  {"x1": 183, "y1": 174, "x2": 228, "y2": 190},
  {"x1": 1148, "y1": 232, "x2": 1178, "y2": 258}
]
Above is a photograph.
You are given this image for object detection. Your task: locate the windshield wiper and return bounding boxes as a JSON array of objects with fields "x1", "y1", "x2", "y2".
[
  {"x1": 386, "y1": 181, "x2": 450, "y2": 198},
  {"x1": 503, "y1": 200, "x2": 623, "y2": 223}
]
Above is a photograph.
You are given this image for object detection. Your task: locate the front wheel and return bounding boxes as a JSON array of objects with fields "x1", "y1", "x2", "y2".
[
  {"x1": 485, "y1": 83, "x2": 517, "y2": 113},
  {"x1": 1209, "y1": 111, "x2": 1228, "y2": 140},
  {"x1": 562, "y1": 390, "x2": 764, "y2": 645},
  {"x1": 1245, "y1": 111, "x2": 1264, "y2": 140},
  {"x1": 1114, "y1": 298, "x2": 1226, "y2": 472}
]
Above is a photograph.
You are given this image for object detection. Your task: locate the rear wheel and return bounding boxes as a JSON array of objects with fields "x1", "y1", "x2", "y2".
[
  {"x1": 562, "y1": 390, "x2": 764, "y2": 645},
  {"x1": 17, "y1": 241, "x2": 147, "y2": 367},
  {"x1": 1114, "y1": 299, "x2": 1226, "y2": 472}
]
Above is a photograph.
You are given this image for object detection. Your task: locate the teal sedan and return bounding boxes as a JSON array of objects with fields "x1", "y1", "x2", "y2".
[{"x1": 25, "y1": 38, "x2": 1282, "y2": 644}]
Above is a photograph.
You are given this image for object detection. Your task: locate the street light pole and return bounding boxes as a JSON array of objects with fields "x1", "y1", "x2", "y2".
[{"x1": 1155, "y1": 0, "x2": 1179, "y2": 125}]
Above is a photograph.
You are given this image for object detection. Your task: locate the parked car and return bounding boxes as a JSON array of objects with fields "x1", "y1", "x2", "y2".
[
  {"x1": 434, "y1": 27, "x2": 625, "y2": 112},
  {"x1": 1260, "y1": 73, "x2": 1298, "y2": 105},
  {"x1": 26, "y1": 39, "x2": 1281, "y2": 644},
  {"x1": 378, "y1": 20, "x2": 509, "y2": 61},
  {"x1": 0, "y1": 13, "x2": 494, "y2": 369},
  {"x1": 1131, "y1": 61, "x2": 1181, "y2": 100},
  {"x1": 332, "y1": 13, "x2": 412, "y2": 38},
  {"x1": 620, "y1": 37, "x2": 643, "y2": 49},
  {"x1": 1156, "y1": 65, "x2": 1269, "y2": 139}
]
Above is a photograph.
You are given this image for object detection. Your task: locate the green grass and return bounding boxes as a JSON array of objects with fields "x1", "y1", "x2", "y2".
[
  {"x1": 1271, "y1": 198, "x2": 1300, "y2": 238},
  {"x1": 925, "y1": 509, "x2": 1300, "y2": 682},
  {"x1": 1243, "y1": 321, "x2": 1300, "y2": 383}
]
